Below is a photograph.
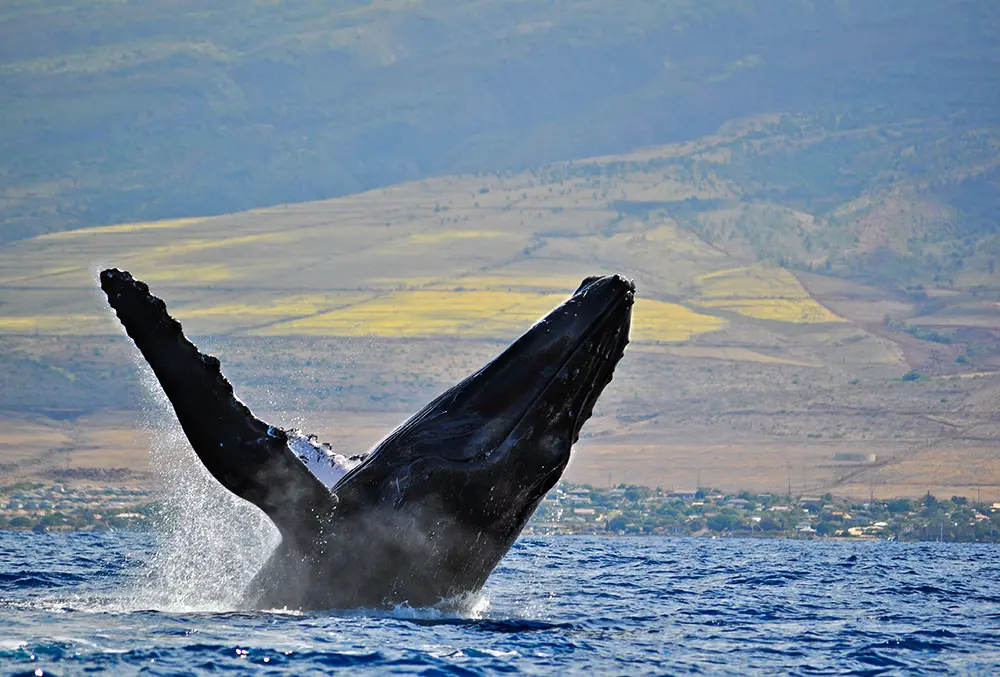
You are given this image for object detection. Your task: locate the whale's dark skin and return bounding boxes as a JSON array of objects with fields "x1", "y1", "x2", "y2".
[{"x1": 100, "y1": 268, "x2": 633, "y2": 609}]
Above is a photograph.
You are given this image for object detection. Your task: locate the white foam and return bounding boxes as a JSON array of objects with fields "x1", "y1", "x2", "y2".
[
  {"x1": 286, "y1": 430, "x2": 366, "y2": 489},
  {"x1": 383, "y1": 590, "x2": 491, "y2": 620}
]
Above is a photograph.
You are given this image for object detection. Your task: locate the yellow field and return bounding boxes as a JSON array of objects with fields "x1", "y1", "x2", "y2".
[
  {"x1": 131, "y1": 232, "x2": 291, "y2": 262},
  {"x1": 0, "y1": 265, "x2": 86, "y2": 286},
  {"x1": 135, "y1": 264, "x2": 234, "y2": 284},
  {"x1": 407, "y1": 230, "x2": 506, "y2": 245},
  {"x1": 249, "y1": 290, "x2": 727, "y2": 342},
  {"x1": 0, "y1": 167, "x2": 841, "y2": 346},
  {"x1": 697, "y1": 264, "x2": 809, "y2": 299},
  {"x1": 0, "y1": 285, "x2": 728, "y2": 342},
  {"x1": 35, "y1": 217, "x2": 206, "y2": 240},
  {"x1": 425, "y1": 275, "x2": 591, "y2": 292},
  {"x1": 695, "y1": 264, "x2": 845, "y2": 323},
  {"x1": 635, "y1": 223, "x2": 713, "y2": 256},
  {"x1": 631, "y1": 299, "x2": 727, "y2": 342},
  {"x1": 369, "y1": 274, "x2": 589, "y2": 293},
  {"x1": 697, "y1": 298, "x2": 845, "y2": 323},
  {"x1": 254, "y1": 290, "x2": 565, "y2": 337},
  {"x1": 0, "y1": 314, "x2": 110, "y2": 334},
  {"x1": 181, "y1": 293, "x2": 375, "y2": 321}
]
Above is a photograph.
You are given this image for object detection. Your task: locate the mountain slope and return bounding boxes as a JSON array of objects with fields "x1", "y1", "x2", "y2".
[
  {"x1": 2, "y1": 0, "x2": 998, "y2": 242},
  {"x1": 2, "y1": 119, "x2": 998, "y2": 499}
]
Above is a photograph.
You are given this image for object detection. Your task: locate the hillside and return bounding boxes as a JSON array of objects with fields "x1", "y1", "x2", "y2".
[
  {"x1": 2, "y1": 113, "x2": 999, "y2": 500},
  {"x1": 2, "y1": 0, "x2": 999, "y2": 242}
]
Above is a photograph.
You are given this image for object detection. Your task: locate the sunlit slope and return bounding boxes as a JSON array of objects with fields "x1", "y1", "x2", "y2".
[
  {"x1": 694, "y1": 266, "x2": 846, "y2": 324},
  {"x1": 7, "y1": 145, "x2": 1000, "y2": 500},
  {"x1": 0, "y1": 166, "x2": 866, "y2": 369}
]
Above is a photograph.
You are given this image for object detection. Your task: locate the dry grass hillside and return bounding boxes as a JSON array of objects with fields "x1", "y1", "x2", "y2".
[{"x1": 1, "y1": 124, "x2": 998, "y2": 501}]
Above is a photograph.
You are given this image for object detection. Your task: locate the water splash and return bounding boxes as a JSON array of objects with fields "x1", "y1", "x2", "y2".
[
  {"x1": 384, "y1": 591, "x2": 491, "y2": 621},
  {"x1": 123, "y1": 352, "x2": 279, "y2": 612}
]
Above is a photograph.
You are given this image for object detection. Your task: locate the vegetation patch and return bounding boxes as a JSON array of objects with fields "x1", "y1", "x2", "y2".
[
  {"x1": 254, "y1": 290, "x2": 563, "y2": 338},
  {"x1": 407, "y1": 230, "x2": 507, "y2": 245},
  {"x1": 131, "y1": 232, "x2": 292, "y2": 262},
  {"x1": 697, "y1": 298, "x2": 845, "y2": 323},
  {"x1": 634, "y1": 224, "x2": 714, "y2": 257},
  {"x1": 425, "y1": 275, "x2": 590, "y2": 292},
  {"x1": 631, "y1": 299, "x2": 727, "y2": 343},
  {"x1": 694, "y1": 264, "x2": 845, "y2": 323},
  {"x1": 36, "y1": 218, "x2": 206, "y2": 240},
  {"x1": 697, "y1": 265, "x2": 813, "y2": 299},
  {"x1": 249, "y1": 290, "x2": 727, "y2": 342},
  {"x1": 0, "y1": 314, "x2": 110, "y2": 335},
  {"x1": 136, "y1": 264, "x2": 233, "y2": 284},
  {"x1": 182, "y1": 293, "x2": 375, "y2": 322}
]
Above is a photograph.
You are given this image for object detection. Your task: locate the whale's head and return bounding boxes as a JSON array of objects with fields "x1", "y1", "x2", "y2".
[{"x1": 330, "y1": 275, "x2": 633, "y2": 585}]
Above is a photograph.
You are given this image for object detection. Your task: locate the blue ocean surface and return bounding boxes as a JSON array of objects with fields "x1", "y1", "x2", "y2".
[{"x1": 1, "y1": 532, "x2": 998, "y2": 676}]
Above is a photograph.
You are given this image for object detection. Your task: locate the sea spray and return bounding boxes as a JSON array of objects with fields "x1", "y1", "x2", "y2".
[{"x1": 123, "y1": 352, "x2": 279, "y2": 611}]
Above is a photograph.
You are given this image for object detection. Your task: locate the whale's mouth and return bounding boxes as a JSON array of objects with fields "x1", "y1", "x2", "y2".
[
  {"x1": 490, "y1": 275, "x2": 632, "y2": 503},
  {"x1": 566, "y1": 277, "x2": 634, "y2": 439},
  {"x1": 503, "y1": 275, "x2": 633, "y2": 454}
]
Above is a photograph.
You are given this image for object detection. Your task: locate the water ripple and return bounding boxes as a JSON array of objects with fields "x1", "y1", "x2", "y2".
[{"x1": 1, "y1": 533, "x2": 999, "y2": 675}]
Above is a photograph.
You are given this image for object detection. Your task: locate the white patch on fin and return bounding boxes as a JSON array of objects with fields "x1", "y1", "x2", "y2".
[{"x1": 286, "y1": 430, "x2": 366, "y2": 489}]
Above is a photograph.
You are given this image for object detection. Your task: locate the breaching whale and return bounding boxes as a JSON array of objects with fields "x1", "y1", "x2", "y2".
[{"x1": 100, "y1": 268, "x2": 633, "y2": 609}]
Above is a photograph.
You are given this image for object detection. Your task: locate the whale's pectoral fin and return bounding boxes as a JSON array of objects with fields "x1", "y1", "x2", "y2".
[{"x1": 100, "y1": 268, "x2": 336, "y2": 541}]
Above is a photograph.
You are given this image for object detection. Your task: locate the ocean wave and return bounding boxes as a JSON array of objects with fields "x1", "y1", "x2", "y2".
[{"x1": 1, "y1": 533, "x2": 998, "y2": 675}]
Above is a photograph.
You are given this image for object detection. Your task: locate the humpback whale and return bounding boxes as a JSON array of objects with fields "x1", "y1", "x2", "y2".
[{"x1": 100, "y1": 269, "x2": 633, "y2": 609}]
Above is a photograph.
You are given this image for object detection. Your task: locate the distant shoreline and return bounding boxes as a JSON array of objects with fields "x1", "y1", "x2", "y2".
[
  {"x1": 3, "y1": 481, "x2": 997, "y2": 543},
  {"x1": 2, "y1": 526, "x2": 993, "y2": 545}
]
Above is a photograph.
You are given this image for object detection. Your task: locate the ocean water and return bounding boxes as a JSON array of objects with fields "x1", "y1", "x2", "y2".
[{"x1": 1, "y1": 533, "x2": 998, "y2": 676}]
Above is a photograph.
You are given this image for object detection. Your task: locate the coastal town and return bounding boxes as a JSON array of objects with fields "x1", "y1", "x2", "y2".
[
  {"x1": 2, "y1": 481, "x2": 998, "y2": 542},
  {"x1": 528, "y1": 484, "x2": 1000, "y2": 542}
]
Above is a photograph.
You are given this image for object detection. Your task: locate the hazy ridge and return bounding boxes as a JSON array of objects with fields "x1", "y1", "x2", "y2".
[{"x1": 2, "y1": 1, "x2": 998, "y2": 241}]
